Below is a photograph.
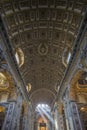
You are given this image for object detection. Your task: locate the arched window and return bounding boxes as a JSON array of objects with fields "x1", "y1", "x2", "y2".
[
  {"x1": 62, "y1": 47, "x2": 71, "y2": 67},
  {"x1": 26, "y1": 83, "x2": 31, "y2": 92},
  {"x1": 15, "y1": 48, "x2": 24, "y2": 68}
]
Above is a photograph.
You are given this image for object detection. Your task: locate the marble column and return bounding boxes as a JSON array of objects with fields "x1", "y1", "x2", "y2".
[
  {"x1": 70, "y1": 101, "x2": 83, "y2": 130},
  {"x1": 64, "y1": 97, "x2": 83, "y2": 130},
  {"x1": 10, "y1": 94, "x2": 23, "y2": 130},
  {"x1": 2, "y1": 102, "x2": 15, "y2": 130},
  {"x1": 23, "y1": 104, "x2": 32, "y2": 130},
  {"x1": 51, "y1": 111, "x2": 55, "y2": 130},
  {"x1": 57, "y1": 103, "x2": 65, "y2": 130}
]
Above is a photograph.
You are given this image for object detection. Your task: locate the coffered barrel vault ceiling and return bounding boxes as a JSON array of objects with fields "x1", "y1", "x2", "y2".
[{"x1": 0, "y1": 0, "x2": 87, "y2": 107}]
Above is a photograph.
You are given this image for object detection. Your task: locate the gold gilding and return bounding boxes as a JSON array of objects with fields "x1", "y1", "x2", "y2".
[
  {"x1": 80, "y1": 107, "x2": 87, "y2": 112},
  {"x1": 76, "y1": 82, "x2": 87, "y2": 92},
  {"x1": 0, "y1": 106, "x2": 5, "y2": 112},
  {"x1": 0, "y1": 72, "x2": 9, "y2": 90},
  {"x1": 0, "y1": 72, "x2": 14, "y2": 91}
]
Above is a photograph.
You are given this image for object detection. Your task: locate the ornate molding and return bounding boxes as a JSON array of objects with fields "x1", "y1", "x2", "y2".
[{"x1": 38, "y1": 43, "x2": 48, "y2": 56}]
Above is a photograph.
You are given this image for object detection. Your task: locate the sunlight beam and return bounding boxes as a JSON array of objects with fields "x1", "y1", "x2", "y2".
[
  {"x1": 39, "y1": 107, "x2": 54, "y2": 124},
  {"x1": 37, "y1": 107, "x2": 46, "y2": 122}
]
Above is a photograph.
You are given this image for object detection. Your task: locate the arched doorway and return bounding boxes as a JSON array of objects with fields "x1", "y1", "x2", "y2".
[
  {"x1": 69, "y1": 71, "x2": 87, "y2": 130},
  {"x1": 35, "y1": 104, "x2": 52, "y2": 130}
]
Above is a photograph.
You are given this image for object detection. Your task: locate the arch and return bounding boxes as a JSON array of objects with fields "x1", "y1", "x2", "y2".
[
  {"x1": 30, "y1": 88, "x2": 56, "y2": 107},
  {"x1": 69, "y1": 69, "x2": 87, "y2": 102},
  {"x1": 30, "y1": 88, "x2": 56, "y2": 99}
]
